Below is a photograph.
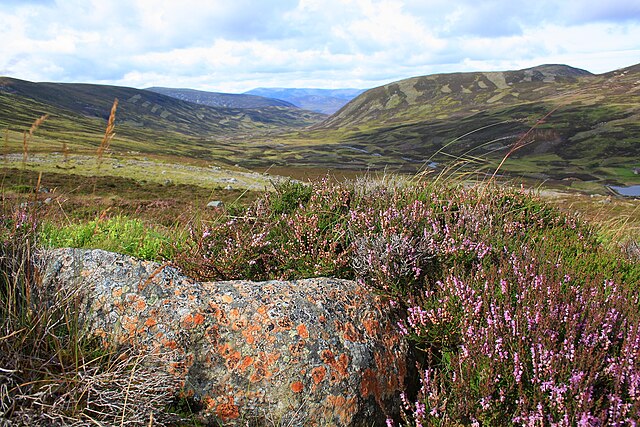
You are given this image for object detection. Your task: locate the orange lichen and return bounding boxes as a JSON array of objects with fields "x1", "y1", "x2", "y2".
[
  {"x1": 249, "y1": 365, "x2": 267, "y2": 383},
  {"x1": 341, "y1": 321, "x2": 362, "y2": 342},
  {"x1": 320, "y1": 349, "x2": 335, "y2": 364},
  {"x1": 262, "y1": 351, "x2": 280, "y2": 366},
  {"x1": 144, "y1": 317, "x2": 157, "y2": 328},
  {"x1": 360, "y1": 368, "x2": 380, "y2": 398},
  {"x1": 321, "y1": 350, "x2": 350, "y2": 383},
  {"x1": 221, "y1": 294, "x2": 233, "y2": 304},
  {"x1": 208, "y1": 303, "x2": 230, "y2": 325},
  {"x1": 312, "y1": 366, "x2": 326, "y2": 385},
  {"x1": 363, "y1": 319, "x2": 379, "y2": 337},
  {"x1": 229, "y1": 308, "x2": 240, "y2": 319},
  {"x1": 193, "y1": 313, "x2": 205, "y2": 325},
  {"x1": 135, "y1": 299, "x2": 147, "y2": 311},
  {"x1": 216, "y1": 397, "x2": 240, "y2": 421},
  {"x1": 296, "y1": 324, "x2": 309, "y2": 339},
  {"x1": 232, "y1": 318, "x2": 248, "y2": 331},
  {"x1": 278, "y1": 316, "x2": 293, "y2": 330},
  {"x1": 122, "y1": 315, "x2": 138, "y2": 336},
  {"x1": 242, "y1": 324, "x2": 262, "y2": 345},
  {"x1": 291, "y1": 381, "x2": 304, "y2": 393},
  {"x1": 238, "y1": 356, "x2": 254, "y2": 372},
  {"x1": 163, "y1": 339, "x2": 178, "y2": 350},
  {"x1": 218, "y1": 343, "x2": 242, "y2": 370},
  {"x1": 325, "y1": 394, "x2": 358, "y2": 425},
  {"x1": 112, "y1": 288, "x2": 123, "y2": 298},
  {"x1": 289, "y1": 340, "x2": 306, "y2": 357},
  {"x1": 182, "y1": 314, "x2": 194, "y2": 326}
]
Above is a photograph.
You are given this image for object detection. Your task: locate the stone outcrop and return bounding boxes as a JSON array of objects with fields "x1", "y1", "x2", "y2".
[{"x1": 39, "y1": 248, "x2": 410, "y2": 426}]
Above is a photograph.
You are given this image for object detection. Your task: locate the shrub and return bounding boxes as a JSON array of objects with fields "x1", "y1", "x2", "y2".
[{"x1": 177, "y1": 177, "x2": 640, "y2": 425}]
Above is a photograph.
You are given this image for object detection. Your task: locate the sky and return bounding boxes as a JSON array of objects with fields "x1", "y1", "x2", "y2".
[{"x1": 1, "y1": 0, "x2": 639, "y2": 93}]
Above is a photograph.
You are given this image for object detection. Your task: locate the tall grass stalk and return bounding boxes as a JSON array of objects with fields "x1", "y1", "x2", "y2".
[
  {"x1": 21, "y1": 114, "x2": 49, "y2": 169},
  {"x1": 97, "y1": 98, "x2": 118, "y2": 167}
]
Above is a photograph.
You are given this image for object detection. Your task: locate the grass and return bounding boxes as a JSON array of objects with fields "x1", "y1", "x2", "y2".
[
  {"x1": 0, "y1": 202, "x2": 181, "y2": 426},
  {"x1": 2, "y1": 77, "x2": 640, "y2": 425}
]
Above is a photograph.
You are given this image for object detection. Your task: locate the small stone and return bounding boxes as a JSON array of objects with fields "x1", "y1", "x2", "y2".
[
  {"x1": 207, "y1": 201, "x2": 224, "y2": 208},
  {"x1": 224, "y1": 185, "x2": 233, "y2": 191}
]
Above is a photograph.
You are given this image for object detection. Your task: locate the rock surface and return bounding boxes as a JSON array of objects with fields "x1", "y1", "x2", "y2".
[{"x1": 39, "y1": 248, "x2": 410, "y2": 426}]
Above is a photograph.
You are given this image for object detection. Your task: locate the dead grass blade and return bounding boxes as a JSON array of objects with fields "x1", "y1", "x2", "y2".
[{"x1": 97, "y1": 98, "x2": 118, "y2": 166}]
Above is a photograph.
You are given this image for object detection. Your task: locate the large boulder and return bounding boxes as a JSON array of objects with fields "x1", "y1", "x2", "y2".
[{"x1": 39, "y1": 248, "x2": 410, "y2": 426}]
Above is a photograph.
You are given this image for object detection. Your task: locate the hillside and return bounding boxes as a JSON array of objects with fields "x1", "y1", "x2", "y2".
[
  {"x1": 244, "y1": 88, "x2": 365, "y2": 114},
  {"x1": 319, "y1": 64, "x2": 592, "y2": 129},
  {"x1": 292, "y1": 64, "x2": 640, "y2": 187},
  {"x1": 0, "y1": 77, "x2": 324, "y2": 135},
  {"x1": 0, "y1": 77, "x2": 326, "y2": 163},
  {"x1": 145, "y1": 87, "x2": 296, "y2": 109}
]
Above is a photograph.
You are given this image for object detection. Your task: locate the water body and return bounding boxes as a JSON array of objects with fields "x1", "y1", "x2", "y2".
[{"x1": 609, "y1": 185, "x2": 640, "y2": 197}]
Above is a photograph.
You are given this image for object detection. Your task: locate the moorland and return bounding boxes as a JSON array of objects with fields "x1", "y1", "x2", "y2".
[{"x1": 1, "y1": 63, "x2": 640, "y2": 426}]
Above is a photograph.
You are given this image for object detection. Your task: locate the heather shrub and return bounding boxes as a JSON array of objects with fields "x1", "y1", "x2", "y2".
[
  {"x1": 181, "y1": 178, "x2": 353, "y2": 280},
  {"x1": 396, "y1": 244, "x2": 640, "y2": 425},
  {"x1": 178, "y1": 177, "x2": 640, "y2": 425}
]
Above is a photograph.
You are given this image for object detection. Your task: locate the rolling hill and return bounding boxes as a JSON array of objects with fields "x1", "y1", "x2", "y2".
[
  {"x1": 288, "y1": 64, "x2": 639, "y2": 186},
  {"x1": 145, "y1": 87, "x2": 296, "y2": 109},
  {"x1": 1, "y1": 63, "x2": 638, "y2": 190},
  {"x1": 244, "y1": 88, "x2": 365, "y2": 114},
  {"x1": 0, "y1": 77, "x2": 326, "y2": 162}
]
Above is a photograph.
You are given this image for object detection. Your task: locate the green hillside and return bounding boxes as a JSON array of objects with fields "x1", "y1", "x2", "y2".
[
  {"x1": 0, "y1": 77, "x2": 326, "y2": 163},
  {"x1": 288, "y1": 64, "x2": 640, "y2": 187}
]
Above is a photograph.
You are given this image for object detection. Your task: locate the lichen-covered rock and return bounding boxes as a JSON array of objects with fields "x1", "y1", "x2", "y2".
[{"x1": 39, "y1": 248, "x2": 410, "y2": 426}]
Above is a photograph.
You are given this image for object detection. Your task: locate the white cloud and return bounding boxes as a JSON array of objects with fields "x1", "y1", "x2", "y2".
[{"x1": 0, "y1": 0, "x2": 639, "y2": 90}]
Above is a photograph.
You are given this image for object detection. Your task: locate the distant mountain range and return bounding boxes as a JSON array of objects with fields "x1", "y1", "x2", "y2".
[
  {"x1": 244, "y1": 88, "x2": 366, "y2": 114},
  {"x1": 0, "y1": 77, "x2": 326, "y2": 161},
  {"x1": 145, "y1": 87, "x2": 296, "y2": 109}
]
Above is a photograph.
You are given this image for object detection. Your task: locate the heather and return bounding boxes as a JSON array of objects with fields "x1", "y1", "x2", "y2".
[
  {"x1": 3, "y1": 173, "x2": 640, "y2": 425},
  {"x1": 178, "y1": 177, "x2": 640, "y2": 425}
]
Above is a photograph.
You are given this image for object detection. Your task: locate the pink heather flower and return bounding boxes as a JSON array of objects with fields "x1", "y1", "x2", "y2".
[{"x1": 397, "y1": 320, "x2": 409, "y2": 335}]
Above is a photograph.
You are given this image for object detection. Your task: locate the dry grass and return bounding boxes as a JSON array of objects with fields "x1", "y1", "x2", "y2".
[
  {"x1": 0, "y1": 208, "x2": 182, "y2": 426},
  {"x1": 97, "y1": 98, "x2": 118, "y2": 166},
  {"x1": 21, "y1": 114, "x2": 49, "y2": 167}
]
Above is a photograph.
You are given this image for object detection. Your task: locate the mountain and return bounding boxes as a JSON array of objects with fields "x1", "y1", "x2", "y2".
[
  {"x1": 145, "y1": 87, "x2": 296, "y2": 109},
  {"x1": 274, "y1": 64, "x2": 639, "y2": 185},
  {"x1": 318, "y1": 64, "x2": 593, "y2": 129},
  {"x1": 0, "y1": 77, "x2": 326, "y2": 162},
  {"x1": 0, "y1": 78, "x2": 324, "y2": 135},
  {"x1": 244, "y1": 88, "x2": 365, "y2": 114}
]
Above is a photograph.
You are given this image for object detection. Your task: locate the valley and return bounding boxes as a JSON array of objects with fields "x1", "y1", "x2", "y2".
[
  {"x1": 1, "y1": 63, "x2": 639, "y2": 219},
  {"x1": 2, "y1": 63, "x2": 640, "y2": 427}
]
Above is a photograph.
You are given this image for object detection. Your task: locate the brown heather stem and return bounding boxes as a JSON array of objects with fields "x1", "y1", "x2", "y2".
[
  {"x1": 3, "y1": 128, "x2": 8, "y2": 167},
  {"x1": 22, "y1": 130, "x2": 27, "y2": 167}
]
